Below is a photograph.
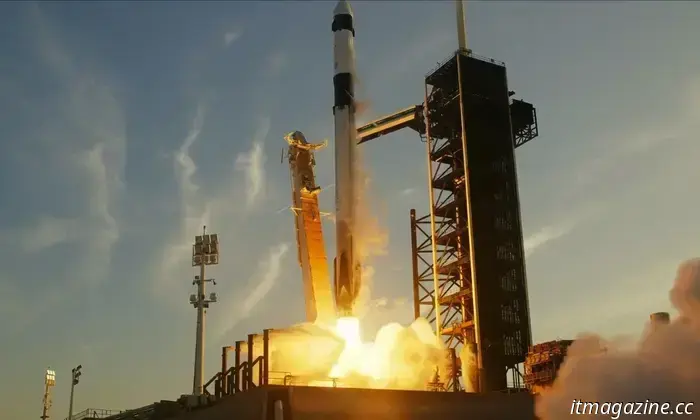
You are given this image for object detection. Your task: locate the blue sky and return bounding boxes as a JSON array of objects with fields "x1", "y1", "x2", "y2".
[{"x1": 1, "y1": 1, "x2": 699, "y2": 418}]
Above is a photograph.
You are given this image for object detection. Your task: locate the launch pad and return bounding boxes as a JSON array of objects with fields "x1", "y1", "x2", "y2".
[
  {"x1": 95, "y1": 326, "x2": 533, "y2": 420},
  {"x1": 89, "y1": 48, "x2": 542, "y2": 420},
  {"x1": 178, "y1": 385, "x2": 534, "y2": 420},
  {"x1": 98, "y1": 386, "x2": 533, "y2": 420}
]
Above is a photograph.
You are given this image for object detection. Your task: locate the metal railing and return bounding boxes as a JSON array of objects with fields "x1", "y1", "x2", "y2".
[
  {"x1": 267, "y1": 371, "x2": 294, "y2": 386},
  {"x1": 426, "y1": 49, "x2": 506, "y2": 78},
  {"x1": 103, "y1": 404, "x2": 157, "y2": 420},
  {"x1": 64, "y1": 408, "x2": 123, "y2": 420}
]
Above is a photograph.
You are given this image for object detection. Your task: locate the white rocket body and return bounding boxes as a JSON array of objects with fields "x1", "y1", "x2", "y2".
[{"x1": 332, "y1": 0, "x2": 361, "y2": 317}]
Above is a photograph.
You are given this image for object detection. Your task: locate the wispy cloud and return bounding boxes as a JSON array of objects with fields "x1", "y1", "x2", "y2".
[
  {"x1": 153, "y1": 39, "x2": 285, "y2": 307},
  {"x1": 224, "y1": 29, "x2": 242, "y2": 48},
  {"x1": 155, "y1": 109, "x2": 274, "y2": 304},
  {"x1": 176, "y1": 104, "x2": 206, "y2": 202},
  {"x1": 399, "y1": 187, "x2": 416, "y2": 197},
  {"x1": 372, "y1": 28, "x2": 454, "y2": 85},
  {"x1": 574, "y1": 75, "x2": 700, "y2": 190},
  {"x1": 174, "y1": 103, "x2": 210, "y2": 241},
  {"x1": 535, "y1": 76, "x2": 700, "y2": 262},
  {"x1": 524, "y1": 223, "x2": 577, "y2": 258},
  {"x1": 0, "y1": 4, "x2": 126, "y2": 331},
  {"x1": 156, "y1": 104, "x2": 210, "y2": 294},
  {"x1": 82, "y1": 141, "x2": 121, "y2": 250},
  {"x1": 265, "y1": 51, "x2": 288, "y2": 78},
  {"x1": 215, "y1": 242, "x2": 290, "y2": 341},
  {"x1": 20, "y1": 216, "x2": 79, "y2": 253},
  {"x1": 240, "y1": 243, "x2": 290, "y2": 315},
  {"x1": 29, "y1": 5, "x2": 124, "y2": 277},
  {"x1": 235, "y1": 117, "x2": 270, "y2": 208},
  {"x1": 574, "y1": 133, "x2": 675, "y2": 188},
  {"x1": 17, "y1": 143, "x2": 123, "y2": 261},
  {"x1": 524, "y1": 204, "x2": 602, "y2": 258}
]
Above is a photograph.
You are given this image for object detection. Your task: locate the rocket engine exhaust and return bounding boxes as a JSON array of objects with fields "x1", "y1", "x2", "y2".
[{"x1": 332, "y1": 0, "x2": 361, "y2": 317}]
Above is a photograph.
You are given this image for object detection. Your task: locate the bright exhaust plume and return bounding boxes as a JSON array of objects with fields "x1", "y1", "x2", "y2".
[{"x1": 267, "y1": 316, "x2": 448, "y2": 390}]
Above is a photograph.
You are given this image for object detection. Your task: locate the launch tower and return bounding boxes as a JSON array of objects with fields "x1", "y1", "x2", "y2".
[{"x1": 410, "y1": 50, "x2": 539, "y2": 392}]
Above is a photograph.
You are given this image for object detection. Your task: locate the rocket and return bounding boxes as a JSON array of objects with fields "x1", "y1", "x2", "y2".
[{"x1": 332, "y1": 0, "x2": 361, "y2": 317}]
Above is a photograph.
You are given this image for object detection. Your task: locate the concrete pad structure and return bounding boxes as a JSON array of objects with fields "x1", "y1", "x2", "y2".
[{"x1": 175, "y1": 386, "x2": 535, "y2": 420}]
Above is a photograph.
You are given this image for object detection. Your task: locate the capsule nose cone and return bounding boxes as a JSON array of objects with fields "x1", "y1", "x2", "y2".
[{"x1": 334, "y1": 0, "x2": 353, "y2": 17}]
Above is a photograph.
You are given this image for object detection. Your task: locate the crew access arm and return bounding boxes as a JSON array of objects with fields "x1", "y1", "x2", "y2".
[
  {"x1": 283, "y1": 107, "x2": 425, "y2": 324},
  {"x1": 285, "y1": 131, "x2": 336, "y2": 325}
]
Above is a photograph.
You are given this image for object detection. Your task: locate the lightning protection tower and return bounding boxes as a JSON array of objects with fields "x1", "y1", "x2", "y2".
[{"x1": 190, "y1": 226, "x2": 220, "y2": 396}]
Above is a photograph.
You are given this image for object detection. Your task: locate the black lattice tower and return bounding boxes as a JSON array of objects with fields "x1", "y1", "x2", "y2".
[{"x1": 410, "y1": 49, "x2": 539, "y2": 392}]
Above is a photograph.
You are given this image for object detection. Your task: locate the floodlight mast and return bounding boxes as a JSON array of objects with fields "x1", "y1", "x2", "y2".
[
  {"x1": 67, "y1": 365, "x2": 81, "y2": 420},
  {"x1": 191, "y1": 225, "x2": 220, "y2": 396},
  {"x1": 40, "y1": 368, "x2": 56, "y2": 420}
]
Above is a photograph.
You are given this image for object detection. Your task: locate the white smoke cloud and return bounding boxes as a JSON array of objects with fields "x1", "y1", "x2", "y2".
[
  {"x1": 670, "y1": 258, "x2": 700, "y2": 320},
  {"x1": 369, "y1": 296, "x2": 408, "y2": 311},
  {"x1": 536, "y1": 258, "x2": 700, "y2": 420},
  {"x1": 268, "y1": 323, "x2": 346, "y2": 380},
  {"x1": 266, "y1": 317, "x2": 447, "y2": 391},
  {"x1": 350, "y1": 147, "x2": 390, "y2": 317},
  {"x1": 355, "y1": 294, "x2": 412, "y2": 335}
]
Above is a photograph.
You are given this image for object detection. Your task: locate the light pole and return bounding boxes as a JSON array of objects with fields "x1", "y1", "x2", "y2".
[
  {"x1": 67, "y1": 365, "x2": 81, "y2": 420},
  {"x1": 40, "y1": 368, "x2": 56, "y2": 420},
  {"x1": 190, "y1": 226, "x2": 220, "y2": 396}
]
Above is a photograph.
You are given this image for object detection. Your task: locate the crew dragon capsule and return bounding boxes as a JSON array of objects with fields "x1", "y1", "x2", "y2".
[{"x1": 332, "y1": 0, "x2": 361, "y2": 317}]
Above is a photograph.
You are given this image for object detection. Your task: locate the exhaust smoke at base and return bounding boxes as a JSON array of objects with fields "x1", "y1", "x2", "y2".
[{"x1": 536, "y1": 259, "x2": 700, "y2": 420}]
